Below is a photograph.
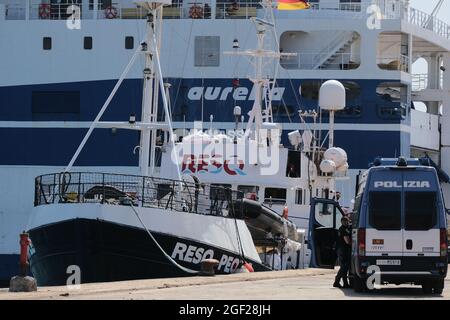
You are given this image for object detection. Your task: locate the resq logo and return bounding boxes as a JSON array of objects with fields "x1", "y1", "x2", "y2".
[{"x1": 181, "y1": 154, "x2": 246, "y2": 176}]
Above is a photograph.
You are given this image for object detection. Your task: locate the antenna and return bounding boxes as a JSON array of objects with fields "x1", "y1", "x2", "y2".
[
  {"x1": 65, "y1": 1, "x2": 181, "y2": 182},
  {"x1": 224, "y1": 0, "x2": 296, "y2": 144}
]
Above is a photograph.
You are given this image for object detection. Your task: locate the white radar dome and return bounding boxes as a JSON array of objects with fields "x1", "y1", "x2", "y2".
[
  {"x1": 320, "y1": 160, "x2": 336, "y2": 174},
  {"x1": 288, "y1": 130, "x2": 302, "y2": 147},
  {"x1": 213, "y1": 133, "x2": 232, "y2": 143},
  {"x1": 324, "y1": 147, "x2": 348, "y2": 168},
  {"x1": 319, "y1": 80, "x2": 346, "y2": 111},
  {"x1": 183, "y1": 131, "x2": 212, "y2": 144},
  {"x1": 336, "y1": 162, "x2": 349, "y2": 172}
]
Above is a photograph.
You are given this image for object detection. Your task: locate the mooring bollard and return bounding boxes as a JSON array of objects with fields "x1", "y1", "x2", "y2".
[
  {"x1": 200, "y1": 259, "x2": 219, "y2": 276},
  {"x1": 9, "y1": 232, "x2": 37, "y2": 292},
  {"x1": 19, "y1": 232, "x2": 30, "y2": 276}
]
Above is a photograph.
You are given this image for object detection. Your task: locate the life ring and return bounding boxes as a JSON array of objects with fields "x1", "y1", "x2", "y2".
[
  {"x1": 189, "y1": 5, "x2": 203, "y2": 19},
  {"x1": 104, "y1": 6, "x2": 118, "y2": 19},
  {"x1": 39, "y1": 3, "x2": 51, "y2": 19}
]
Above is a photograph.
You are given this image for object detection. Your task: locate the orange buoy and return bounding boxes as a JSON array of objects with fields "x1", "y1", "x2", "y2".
[
  {"x1": 244, "y1": 262, "x2": 254, "y2": 272},
  {"x1": 282, "y1": 206, "x2": 289, "y2": 219}
]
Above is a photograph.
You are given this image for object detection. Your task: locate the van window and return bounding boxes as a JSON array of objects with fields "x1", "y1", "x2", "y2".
[
  {"x1": 314, "y1": 202, "x2": 334, "y2": 228},
  {"x1": 369, "y1": 192, "x2": 401, "y2": 230},
  {"x1": 405, "y1": 192, "x2": 437, "y2": 231}
]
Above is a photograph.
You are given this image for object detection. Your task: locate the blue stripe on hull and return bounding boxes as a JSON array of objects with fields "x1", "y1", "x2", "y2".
[{"x1": 1, "y1": 78, "x2": 408, "y2": 125}]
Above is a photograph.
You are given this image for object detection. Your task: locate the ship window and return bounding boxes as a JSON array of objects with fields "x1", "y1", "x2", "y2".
[
  {"x1": 377, "y1": 105, "x2": 406, "y2": 119},
  {"x1": 238, "y1": 185, "x2": 259, "y2": 200},
  {"x1": 31, "y1": 91, "x2": 80, "y2": 120},
  {"x1": 322, "y1": 106, "x2": 362, "y2": 118},
  {"x1": 301, "y1": 81, "x2": 361, "y2": 102},
  {"x1": 286, "y1": 150, "x2": 301, "y2": 178},
  {"x1": 264, "y1": 188, "x2": 287, "y2": 205},
  {"x1": 377, "y1": 82, "x2": 408, "y2": 104},
  {"x1": 295, "y1": 189, "x2": 305, "y2": 205},
  {"x1": 194, "y1": 36, "x2": 220, "y2": 67},
  {"x1": 84, "y1": 37, "x2": 93, "y2": 50},
  {"x1": 43, "y1": 37, "x2": 52, "y2": 50},
  {"x1": 210, "y1": 184, "x2": 232, "y2": 200},
  {"x1": 125, "y1": 36, "x2": 134, "y2": 50},
  {"x1": 300, "y1": 81, "x2": 321, "y2": 100}
]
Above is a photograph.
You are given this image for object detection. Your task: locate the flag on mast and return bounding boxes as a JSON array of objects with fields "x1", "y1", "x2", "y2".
[{"x1": 277, "y1": 0, "x2": 311, "y2": 10}]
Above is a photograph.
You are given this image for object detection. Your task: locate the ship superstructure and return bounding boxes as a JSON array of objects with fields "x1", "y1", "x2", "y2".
[{"x1": 0, "y1": 0, "x2": 450, "y2": 284}]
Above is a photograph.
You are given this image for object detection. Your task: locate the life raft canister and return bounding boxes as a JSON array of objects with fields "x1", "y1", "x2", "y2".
[
  {"x1": 104, "y1": 6, "x2": 118, "y2": 19},
  {"x1": 189, "y1": 5, "x2": 203, "y2": 19},
  {"x1": 39, "y1": 3, "x2": 51, "y2": 19}
]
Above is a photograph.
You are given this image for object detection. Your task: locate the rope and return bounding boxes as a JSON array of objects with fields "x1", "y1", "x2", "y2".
[
  {"x1": 229, "y1": 197, "x2": 246, "y2": 262},
  {"x1": 128, "y1": 202, "x2": 199, "y2": 275}
]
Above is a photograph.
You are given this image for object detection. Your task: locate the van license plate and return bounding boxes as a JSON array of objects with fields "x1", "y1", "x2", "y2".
[{"x1": 376, "y1": 260, "x2": 401, "y2": 266}]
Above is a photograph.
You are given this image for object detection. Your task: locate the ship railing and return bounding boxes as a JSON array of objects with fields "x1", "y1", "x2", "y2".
[
  {"x1": 377, "y1": 54, "x2": 409, "y2": 73},
  {"x1": 34, "y1": 172, "x2": 244, "y2": 219},
  {"x1": 412, "y1": 73, "x2": 444, "y2": 92},
  {"x1": 281, "y1": 52, "x2": 359, "y2": 70},
  {"x1": 4, "y1": 0, "x2": 259, "y2": 20},
  {"x1": 2, "y1": 3, "x2": 25, "y2": 20},
  {"x1": 338, "y1": 2, "x2": 361, "y2": 12},
  {"x1": 408, "y1": 7, "x2": 450, "y2": 40}
]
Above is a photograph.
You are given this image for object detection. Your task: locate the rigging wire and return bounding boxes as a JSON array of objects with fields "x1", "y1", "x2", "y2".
[
  {"x1": 129, "y1": 202, "x2": 200, "y2": 275},
  {"x1": 170, "y1": 18, "x2": 195, "y2": 118}
]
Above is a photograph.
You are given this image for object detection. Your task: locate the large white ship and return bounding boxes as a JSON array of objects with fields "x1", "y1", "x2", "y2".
[{"x1": 0, "y1": 0, "x2": 449, "y2": 284}]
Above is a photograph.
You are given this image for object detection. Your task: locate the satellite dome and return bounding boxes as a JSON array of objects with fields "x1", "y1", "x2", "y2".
[
  {"x1": 320, "y1": 159, "x2": 336, "y2": 174},
  {"x1": 324, "y1": 147, "x2": 348, "y2": 168},
  {"x1": 319, "y1": 80, "x2": 346, "y2": 111}
]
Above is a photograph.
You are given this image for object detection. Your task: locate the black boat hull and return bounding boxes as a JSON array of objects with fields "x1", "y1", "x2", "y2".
[{"x1": 29, "y1": 218, "x2": 269, "y2": 286}]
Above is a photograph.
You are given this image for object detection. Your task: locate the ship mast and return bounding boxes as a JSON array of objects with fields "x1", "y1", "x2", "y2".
[
  {"x1": 225, "y1": 0, "x2": 295, "y2": 144},
  {"x1": 140, "y1": 3, "x2": 161, "y2": 177},
  {"x1": 64, "y1": 1, "x2": 180, "y2": 181}
]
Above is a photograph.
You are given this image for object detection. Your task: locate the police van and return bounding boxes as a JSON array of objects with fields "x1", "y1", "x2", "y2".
[
  {"x1": 309, "y1": 157, "x2": 448, "y2": 294},
  {"x1": 351, "y1": 157, "x2": 449, "y2": 293}
]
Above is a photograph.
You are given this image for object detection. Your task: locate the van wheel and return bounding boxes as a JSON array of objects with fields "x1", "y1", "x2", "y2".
[
  {"x1": 353, "y1": 275, "x2": 367, "y2": 293},
  {"x1": 422, "y1": 282, "x2": 433, "y2": 294},
  {"x1": 433, "y1": 279, "x2": 444, "y2": 295}
]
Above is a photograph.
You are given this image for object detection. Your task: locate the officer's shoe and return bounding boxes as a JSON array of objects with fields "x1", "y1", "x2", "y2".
[
  {"x1": 333, "y1": 282, "x2": 343, "y2": 288},
  {"x1": 343, "y1": 283, "x2": 352, "y2": 289}
]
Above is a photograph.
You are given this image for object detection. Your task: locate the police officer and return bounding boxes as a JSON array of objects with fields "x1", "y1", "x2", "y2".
[{"x1": 333, "y1": 217, "x2": 352, "y2": 288}]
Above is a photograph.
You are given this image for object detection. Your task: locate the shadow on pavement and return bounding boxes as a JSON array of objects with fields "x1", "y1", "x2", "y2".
[{"x1": 335, "y1": 287, "x2": 443, "y2": 298}]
